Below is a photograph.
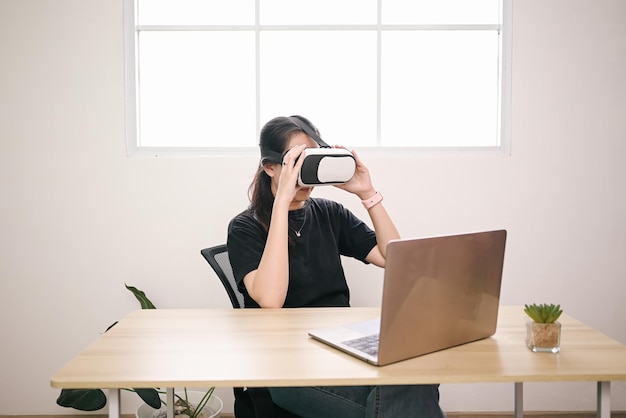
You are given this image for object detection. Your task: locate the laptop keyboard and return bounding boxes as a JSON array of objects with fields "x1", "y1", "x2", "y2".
[{"x1": 342, "y1": 334, "x2": 380, "y2": 356}]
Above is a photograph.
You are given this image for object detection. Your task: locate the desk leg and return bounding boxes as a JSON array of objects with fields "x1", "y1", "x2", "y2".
[
  {"x1": 514, "y1": 382, "x2": 523, "y2": 418},
  {"x1": 597, "y1": 381, "x2": 610, "y2": 418},
  {"x1": 167, "y1": 387, "x2": 175, "y2": 418},
  {"x1": 108, "y1": 389, "x2": 120, "y2": 418}
]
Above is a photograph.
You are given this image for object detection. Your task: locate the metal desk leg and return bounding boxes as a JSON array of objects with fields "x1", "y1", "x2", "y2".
[
  {"x1": 597, "y1": 381, "x2": 610, "y2": 418},
  {"x1": 514, "y1": 382, "x2": 523, "y2": 418},
  {"x1": 108, "y1": 389, "x2": 121, "y2": 418},
  {"x1": 167, "y1": 387, "x2": 175, "y2": 418}
]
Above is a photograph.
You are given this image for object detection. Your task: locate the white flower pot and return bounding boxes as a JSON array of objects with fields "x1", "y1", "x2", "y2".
[{"x1": 136, "y1": 390, "x2": 223, "y2": 418}]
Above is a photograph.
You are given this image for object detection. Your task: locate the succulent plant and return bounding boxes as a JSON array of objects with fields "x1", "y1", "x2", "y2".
[{"x1": 524, "y1": 303, "x2": 563, "y2": 324}]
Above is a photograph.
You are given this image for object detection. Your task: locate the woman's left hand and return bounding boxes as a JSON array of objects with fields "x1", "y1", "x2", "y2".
[{"x1": 334, "y1": 146, "x2": 376, "y2": 200}]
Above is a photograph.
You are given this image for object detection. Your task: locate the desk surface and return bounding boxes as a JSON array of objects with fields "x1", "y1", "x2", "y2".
[{"x1": 51, "y1": 306, "x2": 626, "y2": 389}]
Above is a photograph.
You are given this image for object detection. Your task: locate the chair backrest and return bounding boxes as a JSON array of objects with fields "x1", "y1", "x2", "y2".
[{"x1": 201, "y1": 244, "x2": 245, "y2": 309}]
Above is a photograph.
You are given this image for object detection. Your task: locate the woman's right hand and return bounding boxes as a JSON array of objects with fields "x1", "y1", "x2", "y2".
[
  {"x1": 245, "y1": 144, "x2": 307, "y2": 308},
  {"x1": 274, "y1": 144, "x2": 307, "y2": 205}
]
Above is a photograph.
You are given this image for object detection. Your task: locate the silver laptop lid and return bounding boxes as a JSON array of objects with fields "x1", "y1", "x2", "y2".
[{"x1": 377, "y1": 230, "x2": 507, "y2": 365}]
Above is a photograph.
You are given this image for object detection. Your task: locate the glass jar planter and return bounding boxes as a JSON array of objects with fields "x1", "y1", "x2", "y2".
[{"x1": 525, "y1": 317, "x2": 561, "y2": 353}]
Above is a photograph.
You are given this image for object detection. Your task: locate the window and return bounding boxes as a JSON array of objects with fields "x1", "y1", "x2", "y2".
[{"x1": 124, "y1": 0, "x2": 511, "y2": 155}]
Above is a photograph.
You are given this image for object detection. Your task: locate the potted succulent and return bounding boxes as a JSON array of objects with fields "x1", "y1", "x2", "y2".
[
  {"x1": 56, "y1": 284, "x2": 222, "y2": 418},
  {"x1": 524, "y1": 303, "x2": 563, "y2": 353}
]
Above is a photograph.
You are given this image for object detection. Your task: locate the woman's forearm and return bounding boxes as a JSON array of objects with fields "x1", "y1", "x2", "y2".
[
  {"x1": 367, "y1": 200, "x2": 400, "y2": 259},
  {"x1": 244, "y1": 202, "x2": 291, "y2": 308}
]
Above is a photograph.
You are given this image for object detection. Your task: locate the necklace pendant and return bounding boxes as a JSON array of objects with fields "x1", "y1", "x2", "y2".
[{"x1": 291, "y1": 206, "x2": 306, "y2": 238}]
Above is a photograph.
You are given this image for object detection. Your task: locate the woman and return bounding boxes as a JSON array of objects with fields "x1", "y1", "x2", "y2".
[{"x1": 227, "y1": 115, "x2": 445, "y2": 417}]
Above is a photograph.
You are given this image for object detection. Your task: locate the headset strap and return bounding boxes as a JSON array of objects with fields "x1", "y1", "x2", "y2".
[
  {"x1": 289, "y1": 116, "x2": 330, "y2": 148},
  {"x1": 259, "y1": 148, "x2": 283, "y2": 164}
]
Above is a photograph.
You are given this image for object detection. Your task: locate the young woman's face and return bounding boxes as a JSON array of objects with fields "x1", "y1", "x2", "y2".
[{"x1": 285, "y1": 132, "x2": 318, "y2": 151}]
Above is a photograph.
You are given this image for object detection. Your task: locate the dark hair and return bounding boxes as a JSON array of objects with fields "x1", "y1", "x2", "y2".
[{"x1": 248, "y1": 115, "x2": 320, "y2": 231}]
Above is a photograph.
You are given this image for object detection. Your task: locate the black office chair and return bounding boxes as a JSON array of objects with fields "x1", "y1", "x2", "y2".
[
  {"x1": 201, "y1": 245, "x2": 245, "y2": 309},
  {"x1": 200, "y1": 245, "x2": 302, "y2": 418}
]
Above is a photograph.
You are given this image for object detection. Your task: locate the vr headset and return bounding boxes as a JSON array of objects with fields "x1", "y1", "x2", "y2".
[{"x1": 290, "y1": 117, "x2": 356, "y2": 187}]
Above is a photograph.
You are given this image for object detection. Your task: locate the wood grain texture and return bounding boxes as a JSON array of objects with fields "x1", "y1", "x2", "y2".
[{"x1": 51, "y1": 306, "x2": 626, "y2": 390}]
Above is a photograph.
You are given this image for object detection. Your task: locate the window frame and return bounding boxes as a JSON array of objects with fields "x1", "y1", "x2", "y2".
[{"x1": 123, "y1": 0, "x2": 512, "y2": 157}]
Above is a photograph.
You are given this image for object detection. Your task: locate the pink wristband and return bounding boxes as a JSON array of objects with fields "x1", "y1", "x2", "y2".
[{"x1": 361, "y1": 191, "x2": 383, "y2": 209}]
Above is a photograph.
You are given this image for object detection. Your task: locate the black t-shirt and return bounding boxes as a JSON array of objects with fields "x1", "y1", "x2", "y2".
[{"x1": 227, "y1": 197, "x2": 377, "y2": 308}]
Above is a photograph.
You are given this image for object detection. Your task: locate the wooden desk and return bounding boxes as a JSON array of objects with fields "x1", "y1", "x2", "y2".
[{"x1": 51, "y1": 306, "x2": 626, "y2": 418}]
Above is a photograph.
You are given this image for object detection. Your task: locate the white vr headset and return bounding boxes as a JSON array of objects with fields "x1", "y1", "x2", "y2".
[
  {"x1": 298, "y1": 147, "x2": 356, "y2": 187},
  {"x1": 290, "y1": 118, "x2": 356, "y2": 187}
]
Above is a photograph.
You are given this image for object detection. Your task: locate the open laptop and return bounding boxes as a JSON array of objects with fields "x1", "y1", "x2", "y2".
[{"x1": 309, "y1": 229, "x2": 507, "y2": 366}]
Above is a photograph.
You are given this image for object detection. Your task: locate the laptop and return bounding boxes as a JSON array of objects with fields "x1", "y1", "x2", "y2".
[{"x1": 309, "y1": 229, "x2": 507, "y2": 366}]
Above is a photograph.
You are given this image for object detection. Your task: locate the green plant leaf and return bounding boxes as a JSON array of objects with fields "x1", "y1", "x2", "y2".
[
  {"x1": 104, "y1": 321, "x2": 118, "y2": 332},
  {"x1": 524, "y1": 303, "x2": 563, "y2": 323},
  {"x1": 56, "y1": 389, "x2": 107, "y2": 411},
  {"x1": 134, "y1": 388, "x2": 162, "y2": 409},
  {"x1": 193, "y1": 387, "x2": 216, "y2": 418},
  {"x1": 125, "y1": 283, "x2": 157, "y2": 309}
]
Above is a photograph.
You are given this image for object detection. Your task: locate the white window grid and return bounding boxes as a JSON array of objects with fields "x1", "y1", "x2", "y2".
[{"x1": 124, "y1": 0, "x2": 512, "y2": 157}]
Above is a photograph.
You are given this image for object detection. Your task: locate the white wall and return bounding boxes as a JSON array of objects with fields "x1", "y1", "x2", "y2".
[{"x1": 1, "y1": 0, "x2": 625, "y2": 415}]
